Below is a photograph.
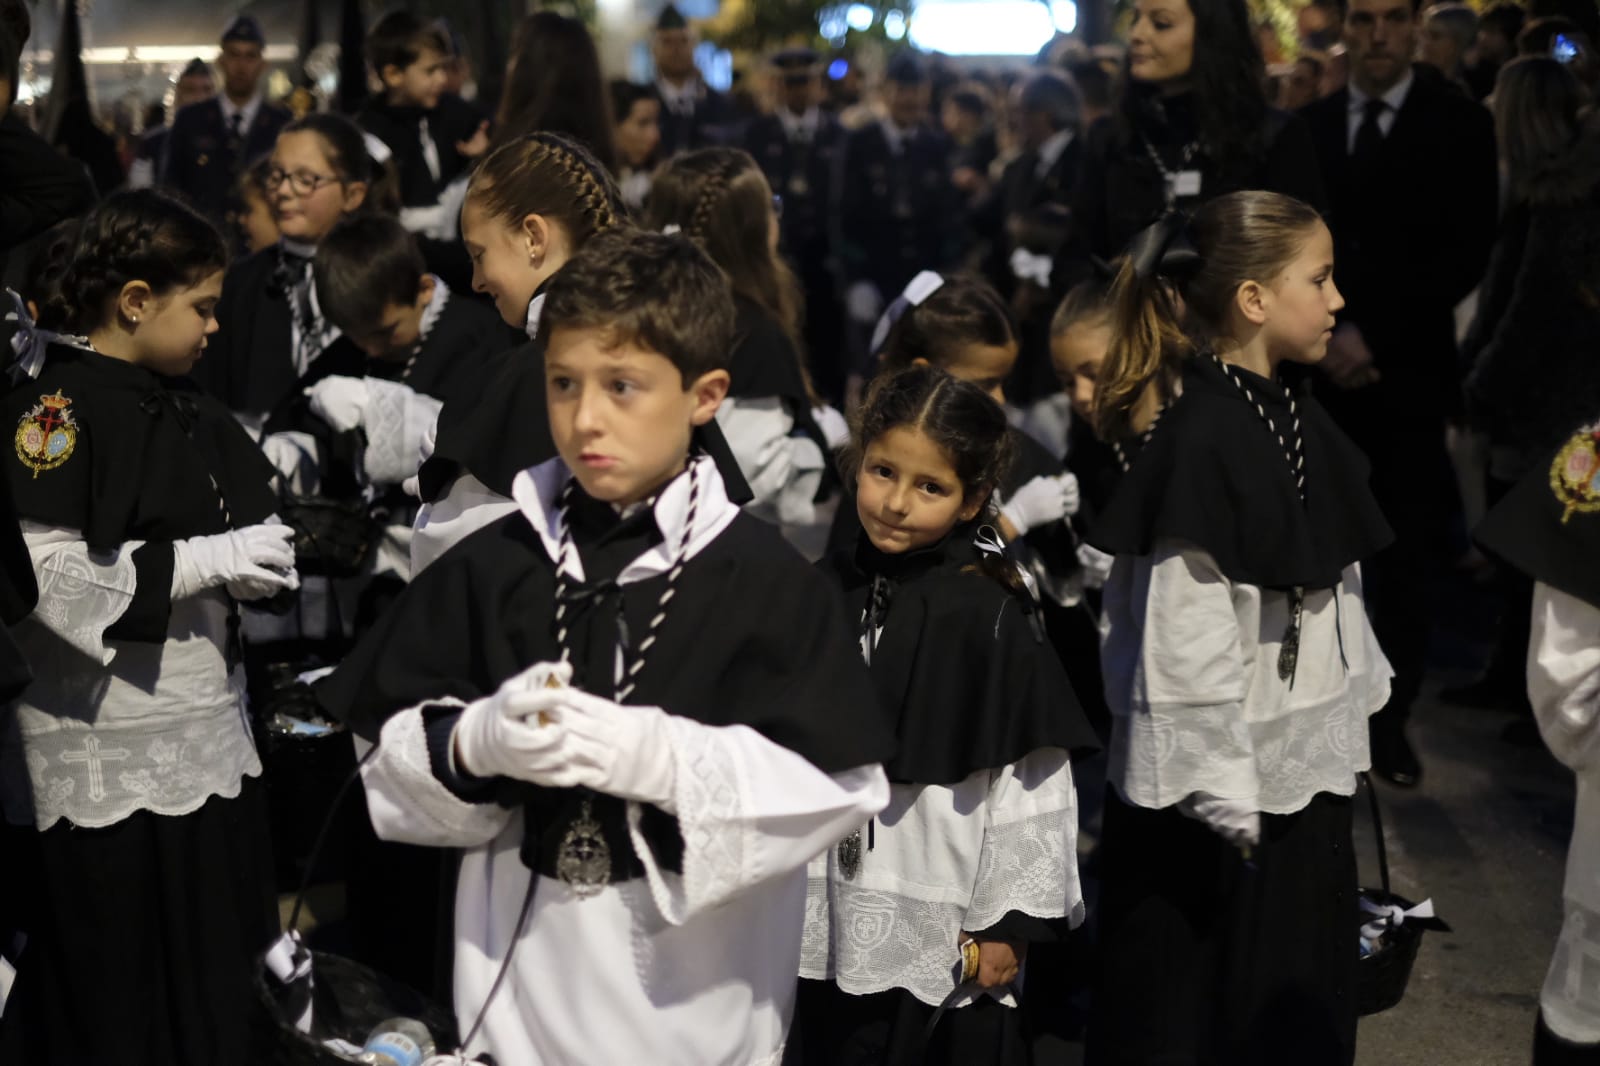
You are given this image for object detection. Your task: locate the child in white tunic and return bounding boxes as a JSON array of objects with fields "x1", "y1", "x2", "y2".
[
  {"x1": 1083, "y1": 195, "x2": 1394, "y2": 1066},
  {"x1": 798, "y1": 366, "x2": 1096, "y2": 1065},
  {"x1": 1476, "y1": 416, "x2": 1600, "y2": 1063},
  {"x1": 316, "y1": 230, "x2": 892, "y2": 1066}
]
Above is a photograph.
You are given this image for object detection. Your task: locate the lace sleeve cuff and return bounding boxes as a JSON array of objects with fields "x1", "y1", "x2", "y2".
[
  {"x1": 361, "y1": 701, "x2": 515, "y2": 848},
  {"x1": 363, "y1": 379, "x2": 444, "y2": 487},
  {"x1": 1109, "y1": 699, "x2": 1260, "y2": 811}
]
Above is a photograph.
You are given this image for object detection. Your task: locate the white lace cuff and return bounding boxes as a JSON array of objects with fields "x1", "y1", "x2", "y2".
[
  {"x1": 362, "y1": 702, "x2": 515, "y2": 848},
  {"x1": 24, "y1": 525, "x2": 140, "y2": 665},
  {"x1": 363, "y1": 378, "x2": 445, "y2": 487},
  {"x1": 965, "y1": 806, "x2": 1084, "y2": 934}
]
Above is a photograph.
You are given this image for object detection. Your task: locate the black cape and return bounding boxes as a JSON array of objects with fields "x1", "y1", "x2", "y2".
[
  {"x1": 1088, "y1": 357, "x2": 1393, "y2": 590},
  {"x1": 415, "y1": 335, "x2": 755, "y2": 506},
  {"x1": 818, "y1": 525, "x2": 1098, "y2": 786},
  {"x1": 316, "y1": 501, "x2": 895, "y2": 878},
  {"x1": 1476, "y1": 418, "x2": 1600, "y2": 610},
  {"x1": 3, "y1": 345, "x2": 280, "y2": 642}
]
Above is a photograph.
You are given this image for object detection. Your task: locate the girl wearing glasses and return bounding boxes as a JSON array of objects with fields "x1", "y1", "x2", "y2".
[{"x1": 195, "y1": 113, "x2": 391, "y2": 433}]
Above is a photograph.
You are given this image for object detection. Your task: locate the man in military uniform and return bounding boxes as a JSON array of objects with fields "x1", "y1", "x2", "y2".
[
  {"x1": 652, "y1": 4, "x2": 735, "y2": 157},
  {"x1": 161, "y1": 15, "x2": 290, "y2": 229},
  {"x1": 743, "y1": 48, "x2": 848, "y2": 402},
  {"x1": 834, "y1": 53, "x2": 960, "y2": 378},
  {"x1": 128, "y1": 58, "x2": 214, "y2": 189}
]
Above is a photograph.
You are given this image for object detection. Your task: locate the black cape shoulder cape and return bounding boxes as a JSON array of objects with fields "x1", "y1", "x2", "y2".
[
  {"x1": 415, "y1": 337, "x2": 755, "y2": 505},
  {"x1": 818, "y1": 525, "x2": 1098, "y2": 785},
  {"x1": 315, "y1": 505, "x2": 895, "y2": 878},
  {"x1": 1087, "y1": 357, "x2": 1392, "y2": 590},
  {"x1": 4, "y1": 345, "x2": 280, "y2": 551},
  {"x1": 1476, "y1": 418, "x2": 1600, "y2": 610}
]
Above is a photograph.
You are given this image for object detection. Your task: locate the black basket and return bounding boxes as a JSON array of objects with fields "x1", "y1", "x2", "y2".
[
  {"x1": 1355, "y1": 772, "x2": 1436, "y2": 1017},
  {"x1": 252, "y1": 755, "x2": 457, "y2": 1063},
  {"x1": 251, "y1": 950, "x2": 458, "y2": 1065},
  {"x1": 282, "y1": 495, "x2": 378, "y2": 579}
]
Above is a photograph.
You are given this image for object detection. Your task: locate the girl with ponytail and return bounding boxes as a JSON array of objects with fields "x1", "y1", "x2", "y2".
[
  {"x1": 645, "y1": 147, "x2": 841, "y2": 555},
  {"x1": 1083, "y1": 192, "x2": 1393, "y2": 1065}
]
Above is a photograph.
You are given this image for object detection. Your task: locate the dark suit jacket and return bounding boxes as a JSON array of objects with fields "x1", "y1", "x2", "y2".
[
  {"x1": 977, "y1": 133, "x2": 1084, "y2": 294},
  {"x1": 658, "y1": 81, "x2": 738, "y2": 157},
  {"x1": 162, "y1": 96, "x2": 291, "y2": 223},
  {"x1": 743, "y1": 111, "x2": 845, "y2": 265},
  {"x1": 1300, "y1": 74, "x2": 1497, "y2": 402},
  {"x1": 834, "y1": 121, "x2": 960, "y2": 299}
]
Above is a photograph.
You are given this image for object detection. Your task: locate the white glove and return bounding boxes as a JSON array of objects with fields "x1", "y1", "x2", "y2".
[
  {"x1": 999, "y1": 473, "x2": 1081, "y2": 537},
  {"x1": 403, "y1": 417, "x2": 440, "y2": 499},
  {"x1": 811, "y1": 404, "x2": 851, "y2": 451},
  {"x1": 304, "y1": 376, "x2": 370, "y2": 434},
  {"x1": 171, "y1": 522, "x2": 299, "y2": 602},
  {"x1": 532, "y1": 687, "x2": 678, "y2": 807},
  {"x1": 1178, "y1": 791, "x2": 1261, "y2": 850},
  {"x1": 1076, "y1": 542, "x2": 1115, "y2": 589},
  {"x1": 846, "y1": 281, "x2": 883, "y2": 325},
  {"x1": 451, "y1": 660, "x2": 575, "y2": 781}
]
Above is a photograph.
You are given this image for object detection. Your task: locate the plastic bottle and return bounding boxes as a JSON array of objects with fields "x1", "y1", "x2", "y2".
[{"x1": 362, "y1": 1018, "x2": 436, "y2": 1066}]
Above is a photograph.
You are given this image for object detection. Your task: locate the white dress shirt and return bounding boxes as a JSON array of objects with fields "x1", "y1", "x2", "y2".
[{"x1": 1346, "y1": 71, "x2": 1414, "y2": 154}]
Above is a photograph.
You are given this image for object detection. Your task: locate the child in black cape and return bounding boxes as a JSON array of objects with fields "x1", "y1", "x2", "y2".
[
  {"x1": 1476, "y1": 416, "x2": 1600, "y2": 1063},
  {"x1": 0, "y1": 190, "x2": 294, "y2": 1066},
  {"x1": 299, "y1": 213, "x2": 514, "y2": 584},
  {"x1": 354, "y1": 10, "x2": 489, "y2": 291},
  {"x1": 797, "y1": 365, "x2": 1097, "y2": 1066},
  {"x1": 411, "y1": 132, "x2": 752, "y2": 574},
  {"x1": 1083, "y1": 195, "x2": 1394, "y2": 1066},
  {"x1": 196, "y1": 113, "x2": 381, "y2": 432},
  {"x1": 643, "y1": 147, "x2": 845, "y2": 556},
  {"x1": 314, "y1": 230, "x2": 892, "y2": 1065}
]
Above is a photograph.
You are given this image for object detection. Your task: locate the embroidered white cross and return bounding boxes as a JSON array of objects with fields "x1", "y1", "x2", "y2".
[{"x1": 61, "y1": 736, "x2": 131, "y2": 803}]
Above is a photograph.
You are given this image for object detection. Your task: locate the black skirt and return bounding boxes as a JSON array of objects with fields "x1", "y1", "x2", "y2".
[
  {"x1": 790, "y1": 977, "x2": 1030, "y2": 1066},
  {"x1": 0, "y1": 776, "x2": 279, "y2": 1066},
  {"x1": 1086, "y1": 789, "x2": 1358, "y2": 1066}
]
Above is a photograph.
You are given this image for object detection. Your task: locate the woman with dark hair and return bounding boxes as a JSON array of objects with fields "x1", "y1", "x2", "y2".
[
  {"x1": 1455, "y1": 56, "x2": 1600, "y2": 709},
  {"x1": 493, "y1": 12, "x2": 618, "y2": 174},
  {"x1": 610, "y1": 79, "x2": 662, "y2": 210},
  {"x1": 1068, "y1": 0, "x2": 1327, "y2": 263}
]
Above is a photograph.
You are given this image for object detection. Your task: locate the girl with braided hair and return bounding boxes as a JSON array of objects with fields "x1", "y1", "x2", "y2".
[
  {"x1": 405, "y1": 133, "x2": 753, "y2": 572},
  {"x1": 1083, "y1": 192, "x2": 1392, "y2": 1066},
  {"x1": 645, "y1": 147, "x2": 845, "y2": 558},
  {"x1": 797, "y1": 364, "x2": 1095, "y2": 1066},
  {"x1": 0, "y1": 189, "x2": 291, "y2": 1065}
]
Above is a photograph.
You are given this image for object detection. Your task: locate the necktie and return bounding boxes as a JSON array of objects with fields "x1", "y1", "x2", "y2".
[
  {"x1": 419, "y1": 117, "x2": 442, "y2": 184},
  {"x1": 227, "y1": 111, "x2": 245, "y2": 159},
  {"x1": 1352, "y1": 98, "x2": 1386, "y2": 171}
]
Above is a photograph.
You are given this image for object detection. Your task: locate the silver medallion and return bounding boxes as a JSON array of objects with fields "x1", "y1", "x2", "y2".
[
  {"x1": 557, "y1": 797, "x2": 612, "y2": 898},
  {"x1": 1278, "y1": 587, "x2": 1305, "y2": 683},
  {"x1": 838, "y1": 827, "x2": 863, "y2": 880}
]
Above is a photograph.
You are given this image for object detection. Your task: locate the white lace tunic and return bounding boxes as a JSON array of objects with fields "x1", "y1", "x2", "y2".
[
  {"x1": 0, "y1": 525, "x2": 260, "y2": 830},
  {"x1": 1099, "y1": 539, "x2": 1392, "y2": 815},
  {"x1": 799, "y1": 747, "x2": 1082, "y2": 1008},
  {"x1": 1530, "y1": 582, "x2": 1600, "y2": 1046}
]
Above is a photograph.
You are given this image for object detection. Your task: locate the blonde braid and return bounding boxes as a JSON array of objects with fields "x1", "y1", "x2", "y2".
[{"x1": 524, "y1": 132, "x2": 621, "y2": 240}]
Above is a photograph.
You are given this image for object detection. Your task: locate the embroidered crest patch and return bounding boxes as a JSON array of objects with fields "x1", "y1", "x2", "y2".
[
  {"x1": 1551, "y1": 420, "x2": 1600, "y2": 523},
  {"x1": 14, "y1": 390, "x2": 79, "y2": 477}
]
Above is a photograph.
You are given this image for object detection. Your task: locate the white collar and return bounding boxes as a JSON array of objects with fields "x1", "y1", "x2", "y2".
[
  {"x1": 415, "y1": 275, "x2": 450, "y2": 350},
  {"x1": 1036, "y1": 128, "x2": 1075, "y2": 172},
  {"x1": 780, "y1": 106, "x2": 820, "y2": 140},
  {"x1": 280, "y1": 237, "x2": 319, "y2": 261},
  {"x1": 1348, "y1": 70, "x2": 1413, "y2": 116},
  {"x1": 511, "y1": 453, "x2": 739, "y2": 585},
  {"x1": 656, "y1": 76, "x2": 702, "y2": 111},
  {"x1": 525, "y1": 292, "x2": 547, "y2": 341},
  {"x1": 219, "y1": 92, "x2": 262, "y2": 129}
]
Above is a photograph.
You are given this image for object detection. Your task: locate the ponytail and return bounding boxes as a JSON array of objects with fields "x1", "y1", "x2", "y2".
[{"x1": 1094, "y1": 192, "x2": 1326, "y2": 440}]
